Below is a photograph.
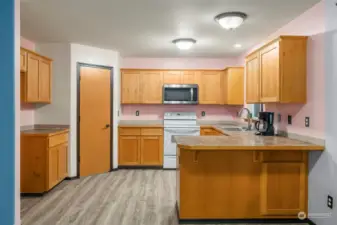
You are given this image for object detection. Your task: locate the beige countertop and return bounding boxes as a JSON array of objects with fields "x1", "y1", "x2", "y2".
[
  {"x1": 21, "y1": 128, "x2": 69, "y2": 136},
  {"x1": 176, "y1": 125, "x2": 324, "y2": 151}
]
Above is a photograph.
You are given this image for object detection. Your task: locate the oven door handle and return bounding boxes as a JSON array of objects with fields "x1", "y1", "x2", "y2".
[{"x1": 165, "y1": 129, "x2": 200, "y2": 134}]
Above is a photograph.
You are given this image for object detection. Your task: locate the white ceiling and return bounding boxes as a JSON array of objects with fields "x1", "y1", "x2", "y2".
[{"x1": 21, "y1": 0, "x2": 320, "y2": 58}]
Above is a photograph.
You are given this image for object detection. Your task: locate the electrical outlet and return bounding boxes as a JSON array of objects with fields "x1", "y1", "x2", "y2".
[
  {"x1": 288, "y1": 115, "x2": 292, "y2": 125},
  {"x1": 136, "y1": 110, "x2": 139, "y2": 116},
  {"x1": 305, "y1": 117, "x2": 310, "y2": 127},
  {"x1": 278, "y1": 114, "x2": 281, "y2": 122},
  {"x1": 328, "y1": 195, "x2": 334, "y2": 209},
  {"x1": 201, "y1": 111, "x2": 206, "y2": 117}
]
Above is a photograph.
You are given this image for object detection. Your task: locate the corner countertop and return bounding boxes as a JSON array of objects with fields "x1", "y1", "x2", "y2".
[
  {"x1": 175, "y1": 125, "x2": 324, "y2": 151},
  {"x1": 21, "y1": 125, "x2": 69, "y2": 136}
]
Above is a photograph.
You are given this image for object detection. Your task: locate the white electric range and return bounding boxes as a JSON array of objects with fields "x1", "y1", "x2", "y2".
[{"x1": 164, "y1": 112, "x2": 200, "y2": 169}]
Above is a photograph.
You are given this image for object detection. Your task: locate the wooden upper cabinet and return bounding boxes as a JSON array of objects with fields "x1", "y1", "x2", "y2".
[
  {"x1": 260, "y1": 41, "x2": 280, "y2": 102},
  {"x1": 39, "y1": 58, "x2": 52, "y2": 103},
  {"x1": 260, "y1": 162, "x2": 306, "y2": 216},
  {"x1": 222, "y1": 67, "x2": 244, "y2": 105},
  {"x1": 21, "y1": 48, "x2": 52, "y2": 103},
  {"x1": 197, "y1": 71, "x2": 222, "y2": 104},
  {"x1": 140, "y1": 70, "x2": 163, "y2": 104},
  {"x1": 246, "y1": 52, "x2": 260, "y2": 103},
  {"x1": 121, "y1": 70, "x2": 140, "y2": 104},
  {"x1": 182, "y1": 71, "x2": 196, "y2": 84},
  {"x1": 26, "y1": 53, "x2": 40, "y2": 102},
  {"x1": 163, "y1": 71, "x2": 182, "y2": 84},
  {"x1": 245, "y1": 36, "x2": 308, "y2": 104},
  {"x1": 20, "y1": 49, "x2": 27, "y2": 72}
]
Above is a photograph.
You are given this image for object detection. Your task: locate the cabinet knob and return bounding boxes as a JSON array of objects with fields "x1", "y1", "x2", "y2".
[{"x1": 104, "y1": 124, "x2": 110, "y2": 129}]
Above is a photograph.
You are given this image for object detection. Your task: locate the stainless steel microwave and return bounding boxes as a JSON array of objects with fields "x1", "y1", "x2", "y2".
[{"x1": 162, "y1": 84, "x2": 198, "y2": 105}]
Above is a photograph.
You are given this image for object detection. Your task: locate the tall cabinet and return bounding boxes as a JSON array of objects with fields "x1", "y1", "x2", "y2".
[{"x1": 245, "y1": 36, "x2": 308, "y2": 103}]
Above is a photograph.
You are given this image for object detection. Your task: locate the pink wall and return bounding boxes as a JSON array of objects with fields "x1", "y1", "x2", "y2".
[
  {"x1": 120, "y1": 57, "x2": 242, "y2": 120},
  {"x1": 20, "y1": 36, "x2": 35, "y2": 50},
  {"x1": 237, "y1": 1, "x2": 325, "y2": 138},
  {"x1": 121, "y1": 105, "x2": 240, "y2": 121},
  {"x1": 20, "y1": 37, "x2": 35, "y2": 126}
]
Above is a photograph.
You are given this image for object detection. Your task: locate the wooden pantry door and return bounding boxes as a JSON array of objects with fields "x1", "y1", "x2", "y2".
[{"x1": 78, "y1": 64, "x2": 113, "y2": 177}]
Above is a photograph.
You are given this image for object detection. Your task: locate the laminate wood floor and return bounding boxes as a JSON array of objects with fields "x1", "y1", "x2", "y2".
[{"x1": 21, "y1": 170, "x2": 309, "y2": 225}]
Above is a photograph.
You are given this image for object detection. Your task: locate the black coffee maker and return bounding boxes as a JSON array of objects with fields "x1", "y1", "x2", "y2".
[{"x1": 255, "y1": 112, "x2": 275, "y2": 136}]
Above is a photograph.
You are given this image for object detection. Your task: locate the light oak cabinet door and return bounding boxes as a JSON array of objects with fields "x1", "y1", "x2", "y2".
[
  {"x1": 121, "y1": 70, "x2": 140, "y2": 103},
  {"x1": 47, "y1": 145, "x2": 59, "y2": 189},
  {"x1": 182, "y1": 71, "x2": 196, "y2": 84},
  {"x1": 260, "y1": 42, "x2": 280, "y2": 102},
  {"x1": 163, "y1": 71, "x2": 182, "y2": 84},
  {"x1": 140, "y1": 136, "x2": 163, "y2": 165},
  {"x1": 22, "y1": 49, "x2": 52, "y2": 103},
  {"x1": 223, "y1": 68, "x2": 244, "y2": 105},
  {"x1": 197, "y1": 71, "x2": 222, "y2": 104},
  {"x1": 245, "y1": 36, "x2": 307, "y2": 104},
  {"x1": 140, "y1": 71, "x2": 163, "y2": 104},
  {"x1": 38, "y1": 58, "x2": 52, "y2": 103},
  {"x1": 26, "y1": 53, "x2": 40, "y2": 102},
  {"x1": 119, "y1": 136, "x2": 141, "y2": 165},
  {"x1": 260, "y1": 162, "x2": 306, "y2": 216},
  {"x1": 20, "y1": 49, "x2": 27, "y2": 72},
  {"x1": 58, "y1": 144, "x2": 68, "y2": 181},
  {"x1": 246, "y1": 53, "x2": 260, "y2": 103}
]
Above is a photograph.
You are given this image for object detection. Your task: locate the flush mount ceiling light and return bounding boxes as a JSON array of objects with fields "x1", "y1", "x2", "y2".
[
  {"x1": 234, "y1": 43, "x2": 242, "y2": 48},
  {"x1": 172, "y1": 38, "x2": 197, "y2": 50},
  {"x1": 215, "y1": 12, "x2": 247, "y2": 30}
]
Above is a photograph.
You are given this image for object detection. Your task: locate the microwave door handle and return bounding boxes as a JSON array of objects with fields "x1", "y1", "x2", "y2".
[{"x1": 191, "y1": 88, "x2": 193, "y2": 101}]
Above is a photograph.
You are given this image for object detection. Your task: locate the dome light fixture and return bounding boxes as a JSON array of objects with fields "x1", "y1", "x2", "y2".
[
  {"x1": 172, "y1": 38, "x2": 197, "y2": 50},
  {"x1": 234, "y1": 43, "x2": 242, "y2": 48},
  {"x1": 215, "y1": 12, "x2": 247, "y2": 30}
]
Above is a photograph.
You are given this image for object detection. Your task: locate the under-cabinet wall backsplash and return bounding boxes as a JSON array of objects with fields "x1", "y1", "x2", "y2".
[{"x1": 121, "y1": 105, "x2": 241, "y2": 120}]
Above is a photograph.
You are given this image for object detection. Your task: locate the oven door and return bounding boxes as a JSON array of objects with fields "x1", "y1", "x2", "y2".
[{"x1": 163, "y1": 84, "x2": 198, "y2": 104}]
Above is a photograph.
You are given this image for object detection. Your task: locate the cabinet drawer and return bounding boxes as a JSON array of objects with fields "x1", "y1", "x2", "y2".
[
  {"x1": 141, "y1": 128, "x2": 163, "y2": 136},
  {"x1": 48, "y1": 133, "x2": 68, "y2": 147},
  {"x1": 119, "y1": 128, "x2": 141, "y2": 136}
]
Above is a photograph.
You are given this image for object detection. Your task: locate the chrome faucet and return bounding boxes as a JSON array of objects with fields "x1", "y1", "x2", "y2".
[{"x1": 238, "y1": 107, "x2": 253, "y2": 131}]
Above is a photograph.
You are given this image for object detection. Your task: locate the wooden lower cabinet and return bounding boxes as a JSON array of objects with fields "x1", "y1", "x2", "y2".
[
  {"x1": 47, "y1": 145, "x2": 60, "y2": 189},
  {"x1": 177, "y1": 149, "x2": 308, "y2": 219},
  {"x1": 260, "y1": 162, "x2": 306, "y2": 216},
  {"x1": 119, "y1": 136, "x2": 141, "y2": 165},
  {"x1": 21, "y1": 131, "x2": 69, "y2": 194},
  {"x1": 118, "y1": 127, "x2": 163, "y2": 166},
  {"x1": 140, "y1": 136, "x2": 163, "y2": 165}
]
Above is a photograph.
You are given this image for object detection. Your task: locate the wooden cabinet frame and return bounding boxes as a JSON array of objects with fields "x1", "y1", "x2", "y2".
[
  {"x1": 245, "y1": 36, "x2": 308, "y2": 104},
  {"x1": 21, "y1": 47, "x2": 53, "y2": 103},
  {"x1": 118, "y1": 127, "x2": 163, "y2": 166}
]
